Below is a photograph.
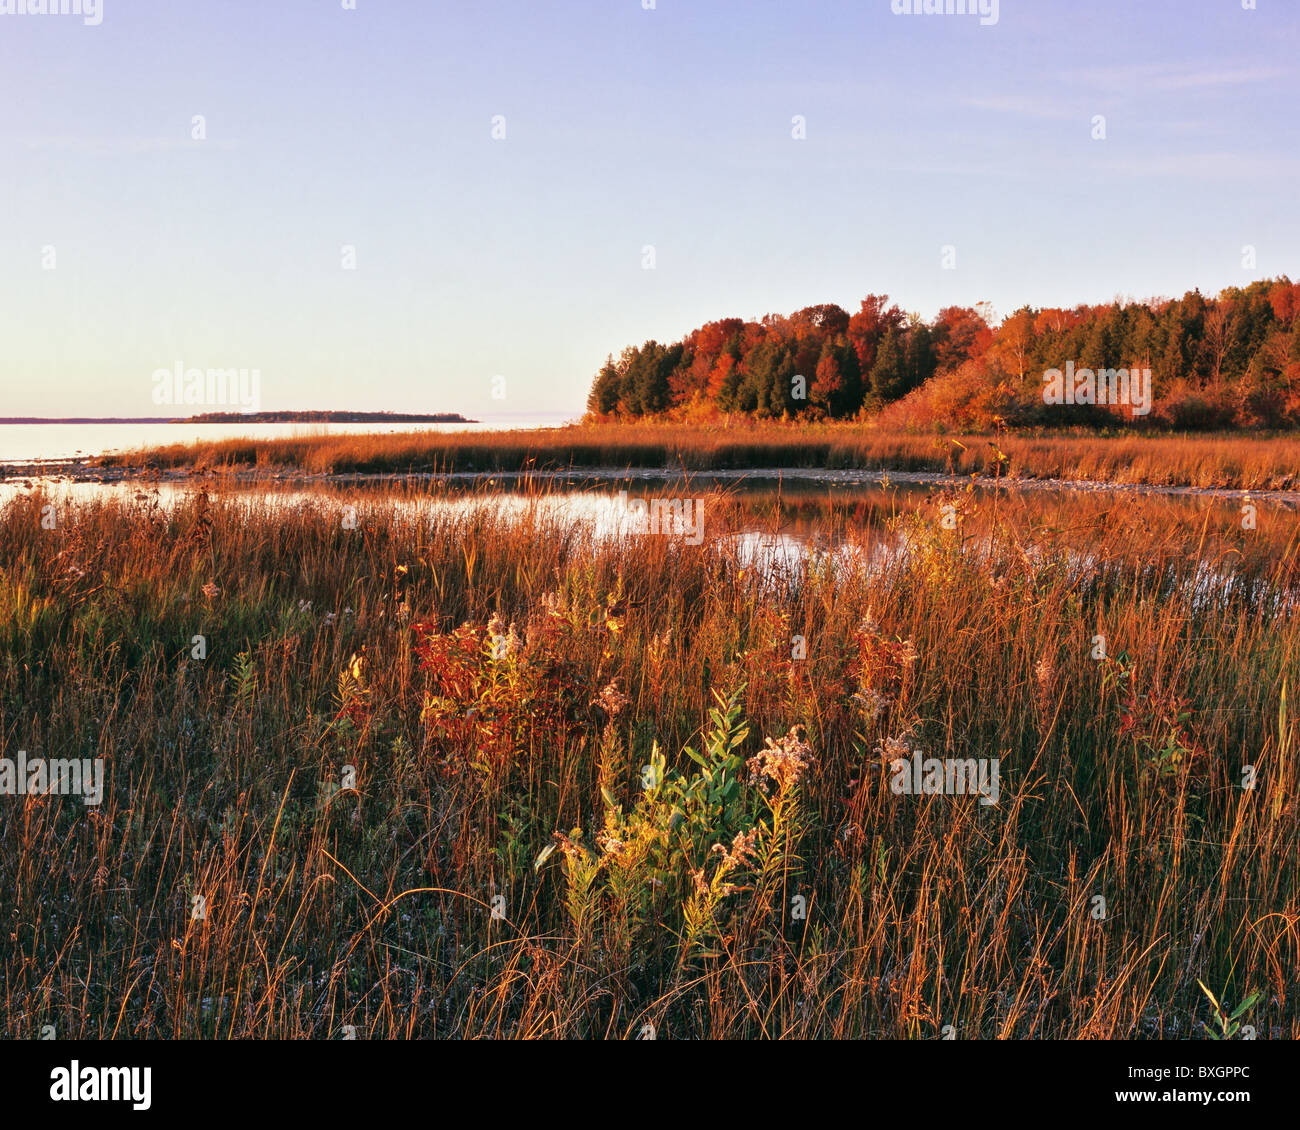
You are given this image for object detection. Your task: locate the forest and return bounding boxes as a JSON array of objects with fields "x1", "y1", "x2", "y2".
[{"x1": 587, "y1": 278, "x2": 1300, "y2": 430}]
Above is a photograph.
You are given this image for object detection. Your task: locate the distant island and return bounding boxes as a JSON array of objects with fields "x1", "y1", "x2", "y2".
[
  {"x1": 182, "y1": 411, "x2": 476, "y2": 424},
  {"x1": 0, "y1": 411, "x2": 475, "y2": 425}
]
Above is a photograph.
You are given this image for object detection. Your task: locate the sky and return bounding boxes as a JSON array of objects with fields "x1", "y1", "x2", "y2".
[{"x1": 1, "y1": 0, "x2": 1297, "y2": 419}]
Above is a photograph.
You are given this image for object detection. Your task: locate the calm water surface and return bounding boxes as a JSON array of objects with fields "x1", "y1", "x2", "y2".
[
  {"x1": 0, "y1": 415, "x2": 573, "y2": 464},
  {"x1": 1, "y1": 476, "x2": 1292, "y2": 612}
]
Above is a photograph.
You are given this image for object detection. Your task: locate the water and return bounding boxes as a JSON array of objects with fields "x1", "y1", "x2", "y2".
[
  {"x1": 3, "y1": 477, "x2": 1292, "y2": 613},
  {"x1": 0, "y1": 414, "x2": 576, "y2": 465}
]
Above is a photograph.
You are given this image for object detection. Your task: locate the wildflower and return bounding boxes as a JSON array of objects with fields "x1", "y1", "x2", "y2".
[
  {"x1": 713, "y1": 827, "x2": 761, "y2": 871},
  {"x1": 201, "y1": 582, "x2": 221, "y2": 600},
  {"x1": 397, "y1": 601, "x2": 411, "y2": 624},
  {"x1": 596, "y1": 829, "x2": 625, "y2": 857},
  {"x1": 876, "y1": 732, "x2": 912, "y2": 764},
  {"x1": 853, "y1": 688, "x2": 891, "y2": 723},
  {"x1": 593, "y1": 680, "x2": 631, "y2": 718},
  {"x1": 550, "y1": 830, "x2": 592, "y2": 864},
  {"x1": 540, "y1": 591, "x2": 566, "y2": 619},
  {"x1": 747, "y1": 725, "x2": 814, "y2": 790},
  {"x1": 488, "y1": 615, "x2": 521, "y2": 660}
]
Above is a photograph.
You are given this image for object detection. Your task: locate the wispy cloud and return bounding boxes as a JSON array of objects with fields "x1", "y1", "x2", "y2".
[
  {"x1": 1087, "y1": 150, "x2": 1300, "y2": 180},
  {"x1": 1065, "y1": 63, "x2": 1286, "y2": 92},
  {"x1": 962, "y1": 94, "x2": 1079, "y2": 120},
  {"x1": 17, "y1": 137, "x2": 238, "y2": 153},
  {"x1": 963, "y1": 62, "x2": 1284, "y2": 123}
]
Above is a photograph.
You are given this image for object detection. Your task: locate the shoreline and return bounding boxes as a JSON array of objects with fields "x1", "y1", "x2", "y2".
[{"x1": 3, "y1": 458, "x2": 1297, "y2": 506}]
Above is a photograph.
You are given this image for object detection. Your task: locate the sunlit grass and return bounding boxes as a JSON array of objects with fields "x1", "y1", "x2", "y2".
[
  {"x1": 91, "y1": 421, "x2": 1300, "y2": 493},
  {"x1": 0, "y1": 479, "x2": 1297, "y2": 1038}
]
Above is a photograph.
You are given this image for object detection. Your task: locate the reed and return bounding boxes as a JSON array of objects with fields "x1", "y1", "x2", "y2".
[
  {"x1": 94, "y1": 422, "x2": 1300, "y2": 492},
  {"x1": 0, "y1": 478, "x2": 1296, "y2": 1038}
]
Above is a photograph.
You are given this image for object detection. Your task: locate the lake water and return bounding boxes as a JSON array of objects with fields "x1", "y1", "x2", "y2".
[
  {"x1": 2, "y1": 476, "x2": 1292, "y2": 613},
  {"x1": 0, "y1": 415, "x2": 575, "y2": 465}
]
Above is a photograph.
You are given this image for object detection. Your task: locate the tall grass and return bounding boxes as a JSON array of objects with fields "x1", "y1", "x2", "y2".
[
  {"x1": 0, "y1": 480, "x2": 1297, "y2": 1038},
  {"x1": 90, "y1": 422, "x2": 1300, "y2": 492}
]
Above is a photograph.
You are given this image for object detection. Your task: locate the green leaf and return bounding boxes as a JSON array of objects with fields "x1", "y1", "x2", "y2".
[{"x1": 1228, "y1": 993, "x2": 1260, "y2": 1021}]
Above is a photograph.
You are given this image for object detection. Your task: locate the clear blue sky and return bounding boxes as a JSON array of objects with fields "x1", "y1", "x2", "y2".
[{"x1": 1, "y1": 0, "x2": 1296, "y2": 418}]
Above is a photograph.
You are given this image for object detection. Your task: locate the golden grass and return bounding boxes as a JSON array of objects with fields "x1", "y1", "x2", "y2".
[
  {"x1": 94, "y1": 422, "x2": 1300, "y2": 492},
  {"x1": 0, "y1": 479, "x2": 1297, "y2": 1038}
]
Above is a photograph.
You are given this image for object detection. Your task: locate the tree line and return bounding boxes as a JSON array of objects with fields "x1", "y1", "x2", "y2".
[{"x1": 587, "y1": 278, "x2": 1300, "y2": 429}]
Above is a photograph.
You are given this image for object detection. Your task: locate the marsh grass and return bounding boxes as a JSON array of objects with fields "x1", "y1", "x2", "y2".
[
  {"x1": 93, "y1": 422, "x2": 1300, "y2": 493},
  {"x1": 0, "y1": 477, "x2": 1297, "y2": 1038}
]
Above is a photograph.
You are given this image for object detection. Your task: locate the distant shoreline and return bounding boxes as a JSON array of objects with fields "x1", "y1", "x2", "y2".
[{"x1": 0, "y1": 412, "x2": 475, "y2": 425}]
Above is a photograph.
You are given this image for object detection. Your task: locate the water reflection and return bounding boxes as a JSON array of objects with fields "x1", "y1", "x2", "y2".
[{"x1": 3, "y1": 475, "x2": 1294, "y2": 610}]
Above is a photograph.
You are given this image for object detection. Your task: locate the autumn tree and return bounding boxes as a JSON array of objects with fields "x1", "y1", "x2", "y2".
[
  {"x1": 848, "y1": 295, "x2": 904, "y2": 375},
  {"x1": 933, "y1": 305, "x2": 993, "y2": 372},
  {"x1": 588, "y1": 280, "x2": 1300, "y2": 428}
]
